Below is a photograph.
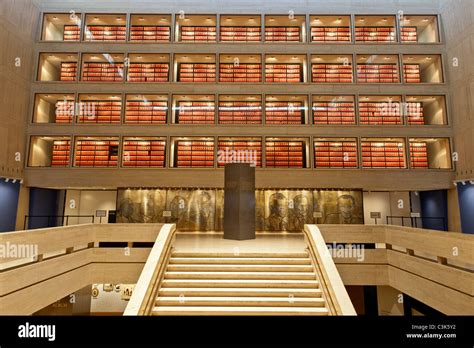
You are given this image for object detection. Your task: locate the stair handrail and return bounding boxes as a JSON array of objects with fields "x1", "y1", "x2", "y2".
[
  {"x1": 303, "y1": 224, "x2": 357, "y2": 316},
  {"x1": 124, "y1": 223, "x2": 177, "y2": 316}
]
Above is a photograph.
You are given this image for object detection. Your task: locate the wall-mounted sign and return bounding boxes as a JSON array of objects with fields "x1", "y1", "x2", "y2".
[
  {"x1": 121, "y1": 284, "x2": 135, "y2": 301},
  {"x1": 410, "y1": 212, "x2": 421, "y2": 218},
  {"x1": 162, "y1": 211, "x2": 172, "y2": 217},
  {"x1": 96, "y1": 210, "x2": 107, "y2": 217},
  {"x1": 103, "y1": 284, "x2": 113, "y2": 292},
  {"x1": 370, "y1": 212, "x2": 382, "y2": 219},
  {"x1": 313, "y1": 212, "x2": 323, "y2": 218}
]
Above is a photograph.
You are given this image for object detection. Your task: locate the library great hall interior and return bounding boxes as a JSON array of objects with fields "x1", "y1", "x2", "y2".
[{"x1": 0, "y1": 0, "x2": 473, "y2": 317}]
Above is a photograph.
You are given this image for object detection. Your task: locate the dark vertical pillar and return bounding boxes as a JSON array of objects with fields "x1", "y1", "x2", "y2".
[
  {"x1": 456, "y1": 182, "x2": 474, "y2": 234},
  {"x1": 224, "y1": 163, "x2": 256, "y2": 240},
  {"x1": 363, "y1": 285, "x2": 379, "y2": 316},
  {"x1": 419, "y1": 190, "x2": 448, "y2": 231},
  {"x1": 0, "y1": 180, "x2": 20, "y2": 232}
]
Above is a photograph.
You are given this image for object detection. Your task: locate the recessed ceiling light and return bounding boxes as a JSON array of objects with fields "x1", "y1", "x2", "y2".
[
  {"x1": 94, "y1": 17, "x2": 99, "y2": 20},
  {"x1": 53, "y1": 16, "x2": 58, "y2": 20},
  {"x1": 139, "y1": 17, "x2": 145, "y2": 21}
]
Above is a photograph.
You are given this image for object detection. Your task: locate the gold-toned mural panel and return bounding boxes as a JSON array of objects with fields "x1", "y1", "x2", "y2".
[{"x1": 116, "y1": 188, "x2": 363, "y2": 231}]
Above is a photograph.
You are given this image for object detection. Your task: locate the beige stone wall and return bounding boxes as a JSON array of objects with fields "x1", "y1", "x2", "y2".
[
  {"x1": 440, "y1": 0, "x2": 474, "y2": 181},
  {"x1": 0, "y1": 0, "x2": 40, "y2": 179}
]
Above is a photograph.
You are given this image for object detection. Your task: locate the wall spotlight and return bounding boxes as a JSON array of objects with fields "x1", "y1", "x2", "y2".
[
  {"x1": 12, "y1": 179, "x2": 17, "y2": 184},
  {"x1": 20, "y1": 180, "x2": 24, "y2": 185},
  {"x1": 4, "y1": 178, "x2": 9, "y2": 183}
]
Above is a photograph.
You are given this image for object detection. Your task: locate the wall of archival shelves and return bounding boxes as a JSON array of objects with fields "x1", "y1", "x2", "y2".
[
  {"x1": 219, "y1": 63, "x2": 262, "y2": 82},
  {"x1": 361, "y1": 141, "x2": 406, "y2": 168},
  {"x1": 265, "y1": 101, "x2": 304, "y2": 125},
  {"x1": 175, "y1": 101, "x2": 215, "y2": 124},
  {"x1": 51, "y1": 140, "x2": 71, "y2": 167},
  {"x1": 410, "y1": 142, "x2": 429, "y2": 168},
  {"x1": 218, "y1": 140, "x2": 262, "y2": 167},
  {"x1": 218, "y1": 101, "x2": 262, "y2": 124},
  {"x1": 265, "y1": 64, "x2": 302, "y2": 83},
  {"x1": 82, "y1": 63, "x2": 124, "y2": 82},
  {"x1": 312, "y1": 101, "x2": 356, "y2": 125},
  {"x1": 312, "y1": 63, "x2": 353, "y2": 83},
  {"x1": 220, "y1": 26, "x2": 261, "y2": 42},
  {"x1": 125, "y1": 100, "x2": 168, "y2": 124},
  {"x1": 74, "y1": 139, "x2": 119, "y2": 167},
  {"x1": 77, "y1": 100, "x2": 122, "y2": 124},
  {"x1": 174, "y1": 140, "x2": 215, "y2": 167},
  {"x1": 178, "y1": 63, "x2": 216, "y2": 82},
  {"x1": 314, "y1": 141, "x2": 357, "y2": 168},
  {"x1": 130, "y1": 26, "x2": 170, "y2": 41},
  {"x1": 311, "y1": 26, "x2": 351, "y2": 42},
  {"x1": 123, "y1": 140, "x2": 166, "y2": 167},
  {"x1": 265, "y1": 141, "x2": 306, "y2": 168},
  {"x1": 84, "y1": 25, "x2": 126, "y2": 41}
]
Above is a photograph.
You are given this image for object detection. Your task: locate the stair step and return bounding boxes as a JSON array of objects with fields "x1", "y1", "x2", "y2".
[
  {"x1": 164, "y1": 271, "x2": 317, "y2": 280},
  {"x1": 156, "y1": 296, "x2": 326, "y2": 307},
  {"x1": 171, "y1": 252, "x2": 309, "y2": 259},
  {"x1": 158, "y1": 288, "x2": 323, "y2": 298},
  {"x1": 152, "y1": 306, "x2": 329, "y2": 316},
  {"x1": 161, "y1": 279, "x2": 320, "y2": 288},
  {"x1": 166, "y1": 264, "x2": 314, "y2": 272},
  {"x1": 169, "y1": 257, "x2": 311, "y2": 265}
]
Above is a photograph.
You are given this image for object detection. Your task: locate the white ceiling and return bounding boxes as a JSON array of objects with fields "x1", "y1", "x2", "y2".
[{"x1": 32, "y1": 0, "x2": 441, "y2": 12}]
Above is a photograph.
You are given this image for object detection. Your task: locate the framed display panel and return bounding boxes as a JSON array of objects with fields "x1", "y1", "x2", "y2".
[
  {"x1": 312, "y1": 95, "x2": 356, "y2": 125},
  {"x1": 218, "y1": 95, "x2": 262, "y2": 124},
  {"x1": 125, "y1": 94, "x2": 168, "y2": 124}
]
